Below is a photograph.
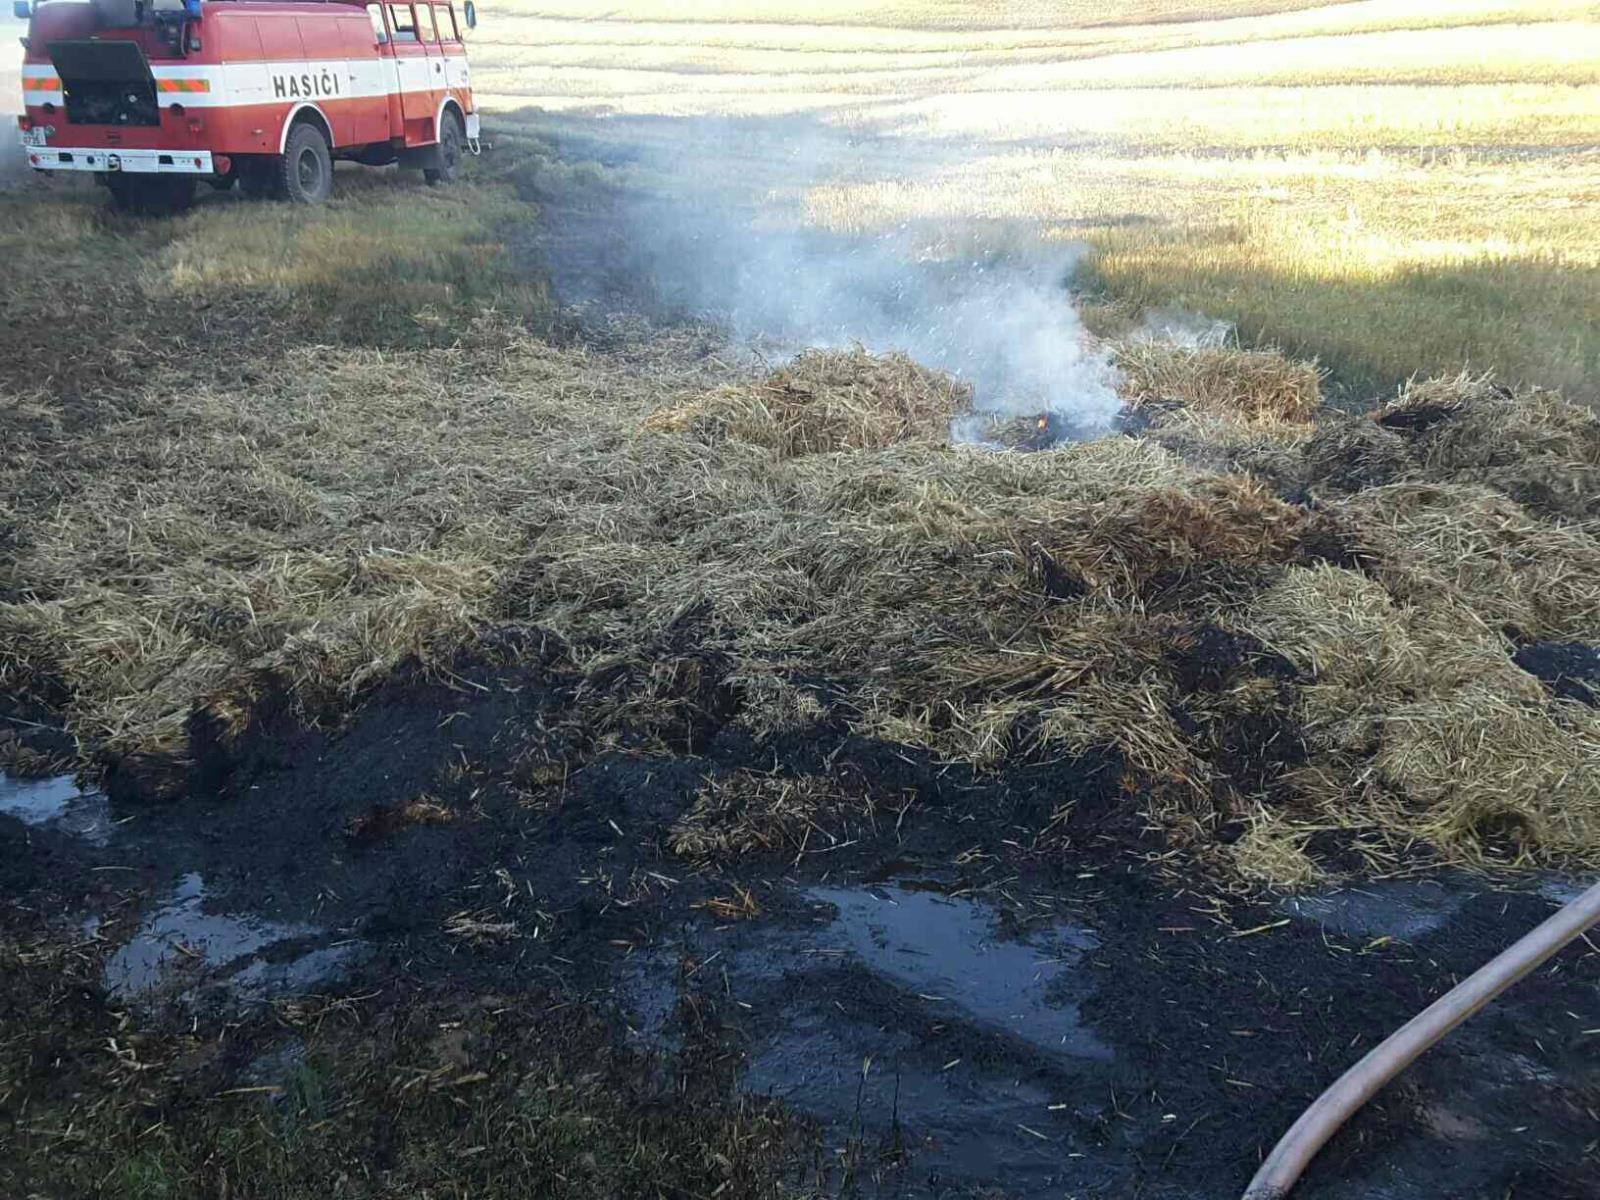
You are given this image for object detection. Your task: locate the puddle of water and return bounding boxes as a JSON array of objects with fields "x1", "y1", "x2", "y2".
[
  {"x1": 743, "y1": 1016, "x2": 1084, "y2": 1186},
  {"x1": 806, "y1": 885, "x2": 1107, "y2": 1060},
  {"x1": 725, "y1": 885, "x2": 1112, "y2": 1196},
  {"x1": 1282, "y1": 881, "x2": 1468, "y2": 941},
  {"x1": 0, "y1": 772, "x2": 79, "y2": 820},
  {"x1": 228, "y1": 943, "x2": 368, "y2": 1004},
  {"x1": 0, "y1": 772, "x2": 114, "y2": 844},
  {"x1": 104, "y1": 872, "x2": 341, "y2": 1004},
  {"x1": 606, "y1": 885, "x2": 1108, "y2": 1193}
]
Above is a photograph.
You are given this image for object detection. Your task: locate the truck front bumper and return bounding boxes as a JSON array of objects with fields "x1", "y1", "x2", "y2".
[{"x1": 23, "y1": 146, "x2": 216, "y2": 174}]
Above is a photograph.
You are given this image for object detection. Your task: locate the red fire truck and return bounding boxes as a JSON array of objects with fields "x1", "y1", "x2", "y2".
[{"x1": 14, "y1": 0, "x2": 480, "y2": 211}]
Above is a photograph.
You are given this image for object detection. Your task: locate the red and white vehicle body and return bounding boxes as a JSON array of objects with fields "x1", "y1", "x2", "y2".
[{"x1": 15, "y1": 0, "x2": 479, "y2": 206}]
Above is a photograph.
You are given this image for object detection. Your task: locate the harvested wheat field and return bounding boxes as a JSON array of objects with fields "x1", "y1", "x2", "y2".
[{"x1": 5, "y1": 4, "x2": 1600, "y2": 1199}]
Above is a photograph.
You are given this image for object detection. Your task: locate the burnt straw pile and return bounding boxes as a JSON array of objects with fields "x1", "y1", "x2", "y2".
[{"x1": 3, "y1": 333, "x2": 1598, "y2": 884}]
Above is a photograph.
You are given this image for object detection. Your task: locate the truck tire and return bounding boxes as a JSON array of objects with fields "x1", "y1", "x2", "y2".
[
  {"x1": 424, "y1": 112, "x2": 464, "y2": 186},
  {"x1": 279, "y1": 123, "x2": 333, "y2": 204},
  {"x1": 106, "y1": 174, "x2": 197, "y2": 215}
]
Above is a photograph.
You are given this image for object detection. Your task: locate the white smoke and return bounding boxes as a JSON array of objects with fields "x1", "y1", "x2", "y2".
[
  {"x1": 538, "y1": 115, "x2": 1122, "y2": 440},
  {"x1": 1134, "y1": 305, "x2": 1234, "y2": 350}
]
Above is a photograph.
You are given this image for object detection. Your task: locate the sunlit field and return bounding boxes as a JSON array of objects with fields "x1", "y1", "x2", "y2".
[{"x1": 473, "y1": 0, "x2": 1600, "y2": 402}]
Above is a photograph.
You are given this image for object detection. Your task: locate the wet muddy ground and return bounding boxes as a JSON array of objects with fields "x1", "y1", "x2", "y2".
[{"x1": 5, "y1": 647, "x2": 1598, "y2": 1198}]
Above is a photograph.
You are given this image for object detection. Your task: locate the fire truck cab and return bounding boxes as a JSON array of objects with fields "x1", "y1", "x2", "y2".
[{"x1": 14, "y1": 0, "x2": 480, "y2": 211}]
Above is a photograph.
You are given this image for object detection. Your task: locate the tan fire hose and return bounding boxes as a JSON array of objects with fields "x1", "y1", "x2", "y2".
[{"x1": 1242, "y1": 878, "x2": 1600, "y2": 1200}]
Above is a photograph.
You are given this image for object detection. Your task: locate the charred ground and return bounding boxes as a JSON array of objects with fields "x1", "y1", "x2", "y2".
[{"x1": 5, "y1": 636, "x2": 1599, "y2": 1198}]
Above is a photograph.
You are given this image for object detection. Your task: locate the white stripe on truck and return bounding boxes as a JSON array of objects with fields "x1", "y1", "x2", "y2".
[{"x1": 21, "y1": 56, "x2": 469, "y2": 109}]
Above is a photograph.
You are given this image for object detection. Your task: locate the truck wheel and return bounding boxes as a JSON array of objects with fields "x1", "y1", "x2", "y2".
[
  {"x1": 107, "y1": 175, "x2": 197, "y2": 215},
  {"x1": 424, "y1": 112, "x2": 464, "y2": 186},
  {"x1": 279, "y1": 123, "x2": 333, "y2": 204}
]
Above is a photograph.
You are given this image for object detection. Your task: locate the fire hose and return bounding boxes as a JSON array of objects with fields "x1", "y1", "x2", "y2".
[{"x1": 1242, "y1": 878, "x2": 1600, "y2": 1200}]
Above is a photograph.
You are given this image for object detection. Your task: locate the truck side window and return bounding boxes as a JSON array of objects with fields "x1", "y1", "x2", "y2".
[
  {"x1": 415, "y1": 2, "x2": 437, "y2": 42},
  {"x1": 385, "y1": 3, "x2": 416, "y2": 41},
  {"x1": 437, "y1": 4, "x2": 459, "y2": 41},
  {"x1": 367, "y1": 2, "x2": 389, "y2": 43}
]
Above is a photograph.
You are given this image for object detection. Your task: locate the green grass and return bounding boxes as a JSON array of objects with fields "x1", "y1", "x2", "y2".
[
  {"x1": 153, "y1": 175, "x2": 542, "y2": 334},
  {"x1": 1081, "y1": 201, "x2": 1599, "y2": 403},
  {"x1": 0, "y1": 927, "x2": 800, "y2": 1200},
  {"x1": 0, "y1": 169, "x2": 547, "y2": 355}
]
